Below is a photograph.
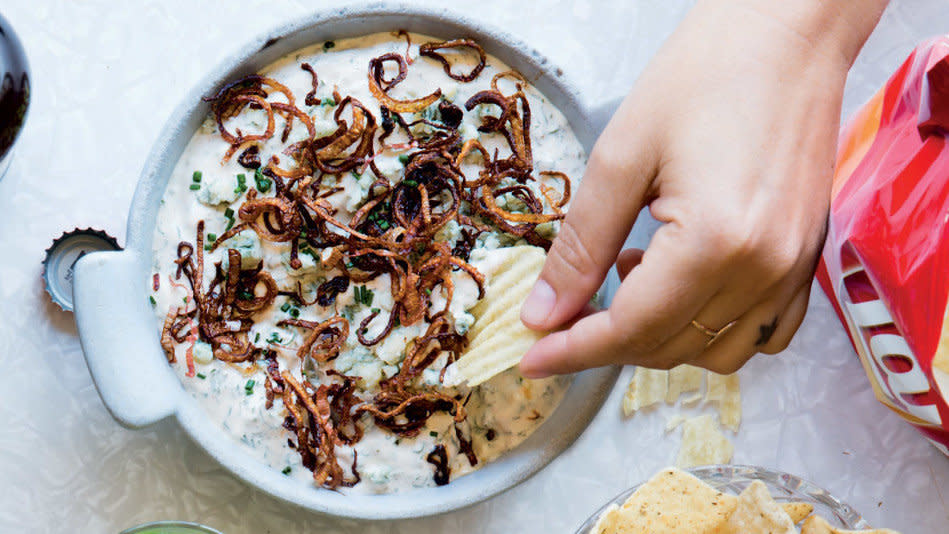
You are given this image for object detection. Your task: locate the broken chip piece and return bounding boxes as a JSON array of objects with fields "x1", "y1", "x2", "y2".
[
  {"x1": 675, "y1": 414, "x2": 733, "y2": 468},
  {"x1": 665, "y1": 364, "x2": 703, "y2": 404},
  {"x1": 706, "y1": 371, "x2": 741, "y2": 432},
  {"x1": 622, "y1": 367, "x2": 669, "y2": 415}
]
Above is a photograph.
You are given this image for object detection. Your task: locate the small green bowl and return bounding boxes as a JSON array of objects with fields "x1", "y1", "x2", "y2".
[{"x1": 119, "y1": 521, "x2": 222, "y2": 534}]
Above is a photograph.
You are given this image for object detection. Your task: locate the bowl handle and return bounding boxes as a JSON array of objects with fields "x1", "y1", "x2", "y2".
[{"x1": 74, "y1": 250, "x2": 178, "y2": 429}]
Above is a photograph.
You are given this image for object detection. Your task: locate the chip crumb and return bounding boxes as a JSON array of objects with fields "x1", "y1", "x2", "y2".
[
  {"x1": 680, "y1": 392, "x2": 703, "y2": 406},
  {"x1": 664, "y1": 414, "x2": 687, "y2": 433},
  {"x1": 675, "y1": 414, "x2": 733, "y2": 468}
]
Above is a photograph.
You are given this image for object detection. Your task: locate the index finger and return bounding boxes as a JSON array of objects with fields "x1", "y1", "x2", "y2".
[{"x1": 519, "y1": 223, "x2": 727, "y2": 376}]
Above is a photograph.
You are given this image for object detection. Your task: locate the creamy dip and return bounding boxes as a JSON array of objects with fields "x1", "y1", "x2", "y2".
[{"x1": 150, "y1": 32, "x2": 587, "y2": 493}]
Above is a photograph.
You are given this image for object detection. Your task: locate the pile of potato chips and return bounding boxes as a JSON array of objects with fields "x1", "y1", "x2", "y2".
[{"x1": 590, "y1": 468, "x2": 899, "y2": 534}]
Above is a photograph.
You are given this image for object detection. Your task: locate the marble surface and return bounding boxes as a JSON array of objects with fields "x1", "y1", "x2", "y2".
[{"x1": 1, "y1": 1, "x2": 948, "y2": 532}]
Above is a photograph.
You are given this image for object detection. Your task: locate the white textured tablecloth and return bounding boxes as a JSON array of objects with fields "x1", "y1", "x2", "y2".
[{"x1": 2, "y1": 1, "x2": 948, "y2": 532}]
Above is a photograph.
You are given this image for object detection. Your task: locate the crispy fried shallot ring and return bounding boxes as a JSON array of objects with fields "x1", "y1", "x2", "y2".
[
  {"x1": 368, "y1": 53, "x2": 441, "y2": 113},
  {"x1": 419, "y1": 39, "x2": 486, "y2": 82}
]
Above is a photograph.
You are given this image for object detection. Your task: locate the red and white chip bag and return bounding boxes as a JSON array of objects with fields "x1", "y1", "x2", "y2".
[{"x1": 817, "y1": 36, "x2": 949, "y2": 454}]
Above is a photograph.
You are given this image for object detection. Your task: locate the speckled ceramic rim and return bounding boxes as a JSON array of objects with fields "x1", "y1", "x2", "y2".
[
  {"x1": 119, "y1": 521, "x2": 223, "y2": 534},
  {"x1": 74, "y1": 2, "x2": 623, "y2": 520},
  {"x1": 572, "y1": 464, "x2": 872, "y2": 533}
]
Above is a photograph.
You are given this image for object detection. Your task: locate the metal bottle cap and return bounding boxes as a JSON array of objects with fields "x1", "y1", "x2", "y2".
[{"x1": 43, "y1": 228, "x2": 121, "y2": 312}]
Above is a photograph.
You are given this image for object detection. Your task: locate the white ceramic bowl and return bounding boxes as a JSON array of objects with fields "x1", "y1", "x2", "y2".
[
  {"x1": 73, "y1": 2, "x2": 624, "y2": 520},
  {"x1": 574, "y1": 464, "x2": 873, "y2": 533}
]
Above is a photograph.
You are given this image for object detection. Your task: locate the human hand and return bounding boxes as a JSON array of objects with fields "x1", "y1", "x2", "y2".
[{"x1": 518, "y1": 0, "x2": 888, "y2": 376}]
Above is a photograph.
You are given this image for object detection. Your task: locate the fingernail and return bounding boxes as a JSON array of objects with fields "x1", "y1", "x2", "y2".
[
  {"x1": 518, "y1": 348, "x2": 552, "y2": 379},
  {"x1": 520, "y1": 279, "x2": 556, "y2": 328},
  {"x1": 519, "y1": 362, "x2": 551, "y2": 379}
]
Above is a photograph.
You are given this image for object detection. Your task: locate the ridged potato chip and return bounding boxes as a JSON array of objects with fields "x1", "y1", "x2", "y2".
[{"x1": 443, "y1": 246, "x2": 547, "y2": 387}]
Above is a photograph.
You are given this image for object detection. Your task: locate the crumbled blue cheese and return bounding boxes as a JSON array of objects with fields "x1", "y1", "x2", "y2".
[
  {"x1": 373, "y1": 154, "x2": 404, "y2": 181},
  {"x1": 196, "y1": 173, "x2": 242, "y2": 206},
  {"x1": 342, "y1": 171, "x2": 376, "y2": 212},
  {"x1": 453, "y1": 311, "x2": 475, "y2": 335},
  {"x1": 221, "y1": 230, "x2": 263, "y2": 270},
  {"x1": 193, "y1": 341, "x2": 214, "y2": 364},
  {"x1": 335, "y1": 346, "x2": 386, "y2": 388},
  {"x1": 376, "y1": 323, "x2": 423, "y2": 365},
  {"x1": 475, "y1": 232, "x2": 502, "y2": 250},
  {"x1": 281, "y1": 248, "x2": 320, "y2": 277},
  {"x1": 434, "y1": 219, "x2": 463, "y2": 247}
]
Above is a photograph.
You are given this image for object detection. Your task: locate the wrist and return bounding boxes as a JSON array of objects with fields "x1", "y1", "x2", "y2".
[{"x1": 704, "y1": 0, "x2": 888, "y2": 69}]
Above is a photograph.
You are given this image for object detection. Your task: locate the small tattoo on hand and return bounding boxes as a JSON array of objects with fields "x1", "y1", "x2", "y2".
[{"x1": 755, "y1": 317, "x2": 778, "y2": 346}]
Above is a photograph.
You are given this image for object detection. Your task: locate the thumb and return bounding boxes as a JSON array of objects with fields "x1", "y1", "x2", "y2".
[{"x1": 520, "y1": 101, "x2": 659, "y2": 330}]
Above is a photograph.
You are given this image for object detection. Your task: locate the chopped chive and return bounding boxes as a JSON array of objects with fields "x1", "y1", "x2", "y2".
[
  {"x1": 345, "y1": 261, "x2": 355, "y2": 269},
  {"x1": 377, "y1": 220, "x2": 390, "y2": 230},
  {"x1": 224, "y1": 207, "x2": 235, "y2": 218},
  {"x1": 255, "y1": 332, "x2": 261, "y2": 343},
  {"x1": 429, "y1": 431, "x2": 438, "y2": 438},
  {"x1": 351, "y1": 170, "x2": 361, "y2": 179},
  {"x1": 424, "y1": 288, "x2": 432, "y2": 295},
  {"x1": 280, "y1": 302, "x2": 291, "y2": 312},
  {"x1": 323, "y1": 40, "x2": 335, "y2": 50},
  {"x1": 234, "y1": 173, "x2": 248, "y2": 194},
  {"x1": 267, "y1": 332, "x2": 282, "y2": 344},
  {"x1": 254, "y1": 168, "x2": 272, "y2": 193},
  {"x1": 197, "y1": 373, "x2": 207, "y2": 379},
  {"x1": 149, "y1": 296, "x2": 156, "y2": 306},
  {"x1": 244, "y1": 379, "x2": 255, "y2": 395},
  {"x1": 353, "y1": 285, "x2": 374, "y2": 306},
  {"x1": 192, "y1": 171, "x2": 202, "y2": 183},
  {"x1": 189, "y1": 184, "x2": 201, "y2": 191},
  {"x1": 370, "y1": 307, "x2": 380, "y2": 314},
  {"x1": 289, "y1": 308, "x2": 300, "y2": 318},
  {"x1": 207, "y1": 233, "x2": 217, "y2": 242},
  {"x1": 321, "y1": 97, "x2": 335, "y2": 106},
  {"x1": 398, "y1": 154, "x2": 410, "y2": 164},
  {"x1": 204, "y1": 243, "x2": 213, "y2": 251},
  {"x1": 282, "y1": 466, "x2": 292, "y2": 475},
  {"x1": 238, "y1": 290, "x2": 253, "y2": 300},
  {"x1": 403, "y1": 179, "x2": 418, "y2": 187}
]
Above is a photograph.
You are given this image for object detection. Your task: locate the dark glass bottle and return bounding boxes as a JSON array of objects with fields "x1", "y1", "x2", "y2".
[{"x1": 0, "y1": 12, "x2": 29, "y2": 179}]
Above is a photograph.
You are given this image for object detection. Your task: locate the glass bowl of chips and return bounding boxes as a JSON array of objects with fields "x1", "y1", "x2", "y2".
[{"x1": 575, "y1": 464, "x2": 872, "y2": 533}]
